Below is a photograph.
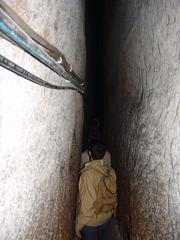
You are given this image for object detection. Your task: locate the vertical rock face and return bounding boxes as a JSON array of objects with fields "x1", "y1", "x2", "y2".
[
  {"x1": 103, "y1": 0, "x2": 180, "y2": 239},
  {"x1": 0, "y1": 0, "x2": 85, "y2": 239}
]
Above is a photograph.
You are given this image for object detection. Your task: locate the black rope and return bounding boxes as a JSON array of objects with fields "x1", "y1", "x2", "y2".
[
  {"x1": 0, "y1": 54, "x2": 83, "y2": 95},
  {"x1": 0, "y1": 7, "x2": 85, "y2": 93}
]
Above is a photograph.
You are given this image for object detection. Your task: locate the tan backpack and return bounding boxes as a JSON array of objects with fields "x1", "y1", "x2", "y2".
[{"x1": 93, "y1": 167, "x2": 117, "y2": 216}]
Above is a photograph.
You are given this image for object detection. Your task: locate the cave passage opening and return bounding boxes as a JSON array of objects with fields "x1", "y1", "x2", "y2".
[
  {"x1": 82, "y1": 1, "x2": 125, "y2": 239},
  {"x1": 83, "y1": 0, "x2": 107, "y2": 150}
]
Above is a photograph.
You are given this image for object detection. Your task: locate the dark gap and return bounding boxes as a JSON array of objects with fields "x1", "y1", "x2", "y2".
[{"x1": 83, "y1": 0, "x2": 105, "y2": 149}]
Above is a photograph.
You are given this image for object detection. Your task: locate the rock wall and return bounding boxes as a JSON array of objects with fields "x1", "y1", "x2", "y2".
[
  {"x1": 0, "y1": 0, "x2": 85, "y2": 239},
  {"x1": 103, "y1": 0, "x2": 180, "y2": 239}
]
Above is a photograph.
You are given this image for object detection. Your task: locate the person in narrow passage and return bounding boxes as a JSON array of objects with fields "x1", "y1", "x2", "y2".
[
  {"x1": 76, "y1": 142, "x2": 117, "y2": 240},
  {"x1": 81, "y1": 118, "x2": 111, "y2": 168}
]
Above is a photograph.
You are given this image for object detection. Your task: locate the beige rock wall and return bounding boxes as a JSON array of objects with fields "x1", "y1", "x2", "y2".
[
  {"x1": 103, "y1": 0, "x2": 180, "y2": 239},
  {"x1": 0, "y1": 0, "x2": 85, "y2": 239}
]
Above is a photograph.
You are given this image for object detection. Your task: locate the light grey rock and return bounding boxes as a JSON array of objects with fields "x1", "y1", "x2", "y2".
[
  {"x1": 103, "y1": 0, "x2": 180, "y2": 239},
  {"x1": 0, "y1": 0, "x2": 85, "y2": 239}
]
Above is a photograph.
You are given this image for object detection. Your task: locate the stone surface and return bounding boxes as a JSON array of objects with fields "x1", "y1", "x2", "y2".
[
  {"x1": 103, "y1": 0, "x2": 180, "y2": 239},
  {"x1": 0, "y1": 0, "x2": 85, "y2": 239}
]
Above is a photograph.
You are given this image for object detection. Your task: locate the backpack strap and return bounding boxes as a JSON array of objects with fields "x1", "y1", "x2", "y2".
[
  {"x1": 86, "y1": 166, "x2": 116, "y2": 195},
  {"x1": 102, "y1": 169, "x2": 116, "y2": 195}
]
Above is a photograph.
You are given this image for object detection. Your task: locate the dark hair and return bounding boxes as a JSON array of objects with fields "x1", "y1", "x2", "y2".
[{"x1": 88, "y1": 142, "x2": 106, "y2": 160}]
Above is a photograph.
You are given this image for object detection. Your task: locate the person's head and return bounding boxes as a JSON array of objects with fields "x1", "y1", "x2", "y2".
[{"x1": 88, "y1": 142, "x2": 106, "y2": 160}]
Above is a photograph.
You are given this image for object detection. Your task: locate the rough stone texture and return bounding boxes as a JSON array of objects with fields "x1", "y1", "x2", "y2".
[
  {"x1": 0, "y1": 0, "x2": 85, "y2": 239},
  {"x1": 103, "y1": 0, "x2": 180, "y2": 239}
]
